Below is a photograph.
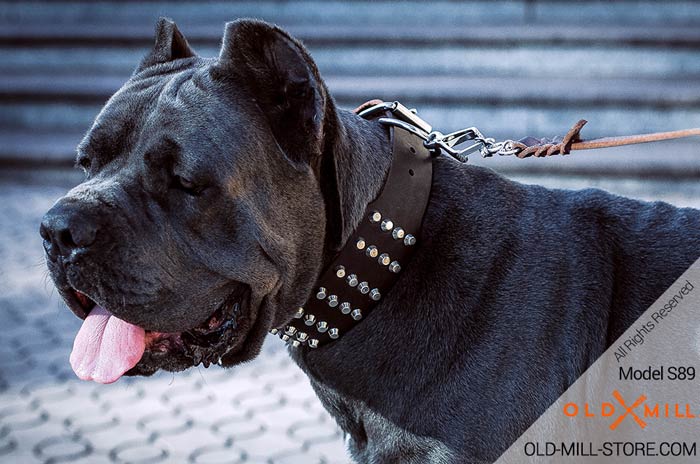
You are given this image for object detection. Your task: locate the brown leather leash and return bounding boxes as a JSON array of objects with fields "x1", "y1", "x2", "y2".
[
  {"x1": 354, "y1": 99, "x2": 700, "y2": 161},
  {"x1": 512, "y1": 119, "x2": 700, "y2": 158}
]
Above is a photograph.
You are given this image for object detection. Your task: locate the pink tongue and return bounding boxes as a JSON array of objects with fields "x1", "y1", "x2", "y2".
[{"x1": 70, "y1": 305, "x2": 146, "y2": 384}]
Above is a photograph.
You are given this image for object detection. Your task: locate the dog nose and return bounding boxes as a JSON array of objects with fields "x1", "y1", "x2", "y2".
[{"x1": 40, "y1": 201, "x2": 99, "y2": 259}]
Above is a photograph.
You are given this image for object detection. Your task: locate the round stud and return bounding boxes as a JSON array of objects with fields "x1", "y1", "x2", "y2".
[
  {"x1": 392, "y1": 227, "x2": 405, "y2": 240},
  {"x1": 308, "y1": 339, "x2": 319, "y2": 349},
  {"x1": 329, "y1": 328, "x2": 340, "y2": 339},
  {"x1": 285, "y1": 326, "x2": 297, "y2": 336},
  {"x1": 404, "y1": 234, "x2": 416, "y2": 246},
  {"x1": 346, "y1": 274, "x2": 358, "y2": 287},
  {"x1": 365, "y1": 245, "x2": 378, "y2": 258},
  {"x1": 316, "y1": 287, "x2": 327, "y2": 299},
  {"x1": 389, "y1": 261, "x2": 401, "y2": 273},
  {"x1": 358, "y1": 282, "x2": 370, "y2": 294},
  {"x1": 293, "y1": 307, "x2": 304, "y2": 319},
  {"x1": 335, "y1": 265, "x2": 346, "y2": 278},
  {"x1": 270, "y1": 328, "x2": 279, "y2": 335},
  {"x1": 380, "y1": 219, "x2": 394, "y2": 232},
  {"x1": 340, "y1": 302, "x2": 351, "y2": 314},
  {"x1": 356, "y1": 237, "x2": 366, "y2": 250},
  {"x1": 316, "y1": 321, "x2": 329, "y2": 333},
  {"x1": 297, "y1": 332, "x2": 309, "y2": 342},
  {"x1": 378, "y1": 253, "x2": 391, "y2": 266},
  {"x1": 327, "y1": 295, "x2": 339, "y2": 307},
  {"x1": 351, "y1": 309, "x2": 362, "y2": 320},
  {"x1": 369, "y1": 288, "x2": 381, "y2": 301},
  {"x1": 304, "y1": 314, "x2": 316, "y2": 326},
  {"x1": 369, "y1": 211, "x2": 382, "y2": 223}
]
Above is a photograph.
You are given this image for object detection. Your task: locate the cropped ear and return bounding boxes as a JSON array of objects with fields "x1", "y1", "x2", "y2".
[
  {"x1": 212, "y1": 19, "x2": 329, "y2": 164},
  {"x1": 135, "y1": 17, "x2": 196, "y2": 73}
]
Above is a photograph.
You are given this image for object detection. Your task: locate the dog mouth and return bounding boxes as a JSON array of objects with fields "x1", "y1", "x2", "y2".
[{"x1": 68, "y1": 287, "x2": 246, "y2": 384}]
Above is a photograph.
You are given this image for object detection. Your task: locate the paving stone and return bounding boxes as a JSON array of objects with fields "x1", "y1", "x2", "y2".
[
  {"x1": 187, "y1": 442, "x2": 246, "y2": 464},
  {"x1": 109, "y1": 438, "x2": 170, "y2": 463},
  {"x1": 306, "y1": 438, "x2": 351, "y2": 463},
  {"x1": 156, "y1": 427, "x2": 234, "y2": 463},
  {"x1": 210, "y1": 414, "x2": 262, "y2": 440}
]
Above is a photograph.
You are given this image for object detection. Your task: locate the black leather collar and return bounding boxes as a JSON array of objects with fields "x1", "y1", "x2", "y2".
[{"x1": 272, "y1": 105, "x2": 434, "y2": 348}]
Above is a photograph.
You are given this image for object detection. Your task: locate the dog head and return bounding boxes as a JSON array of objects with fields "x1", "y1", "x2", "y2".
[{"x1": 41, "y1": 18, "x2": 350, "y2": 382}]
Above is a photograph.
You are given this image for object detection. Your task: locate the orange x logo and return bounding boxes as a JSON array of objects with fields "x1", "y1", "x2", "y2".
[{"x1": 609, "y1": 390, "x2": 647, "y2": 430}]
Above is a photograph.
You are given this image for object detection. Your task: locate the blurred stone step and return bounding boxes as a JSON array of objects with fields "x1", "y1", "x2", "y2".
[
  {"x1": 3, "y1": 73, "x2": 700, "y2": 107},
  {"x1": 4, "y1": 43, "x2": 700, "y2": 80},
  {"x1": 326, "y1": 75, "x2": 700, "y2": 107},
  {"x1": 0, "y1": 130, "x2": 83, "y2": 165},
  {"x1": 3, "y1": 23, "x2": 700, "y2": 47},
  {"x1": 2, "y1": 1, "x2": 699, "y2": 30},
  {"x1": 0, "y1": 1, "x2": 527, "y2": 29}
]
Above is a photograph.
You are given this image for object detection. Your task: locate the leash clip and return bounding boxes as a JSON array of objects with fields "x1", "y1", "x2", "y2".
[
  {"x1": 361, "y1": 100, "x2": 521, "y2": 162},
  {"x1": 424, "y1": 126, "x2": 522, "y2": 160}
]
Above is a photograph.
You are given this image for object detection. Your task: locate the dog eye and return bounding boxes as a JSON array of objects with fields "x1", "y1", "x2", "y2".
[
  {"x1": 172, "y1": 175, "x2": 204, "y2": 196},
  {"x1": 76, "y1": 155, "x2": 92, "y2": 172}
]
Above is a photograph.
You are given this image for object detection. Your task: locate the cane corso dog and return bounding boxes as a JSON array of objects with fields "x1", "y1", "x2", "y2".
[{"x1": 40, "y1": 18, "x2": 700, "y2": 463}]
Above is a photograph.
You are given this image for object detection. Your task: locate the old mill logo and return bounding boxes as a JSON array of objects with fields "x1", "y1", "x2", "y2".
[{"x1": 563, "y1": 390, "x2": 697, "y2": 430}]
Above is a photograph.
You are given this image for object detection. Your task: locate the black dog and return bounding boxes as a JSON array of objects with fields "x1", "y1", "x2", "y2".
[{"x1": 40, "y1": 18, "x2": 700, "y2": 463}]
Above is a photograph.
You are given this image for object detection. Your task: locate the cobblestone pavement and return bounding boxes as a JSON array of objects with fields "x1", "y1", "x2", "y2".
[{"x1": 0, "y1": 170, "x2": 698, "y2": 463}]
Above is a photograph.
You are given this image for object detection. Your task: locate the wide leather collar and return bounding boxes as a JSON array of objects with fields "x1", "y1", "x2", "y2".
[{"x1": 272, "y1": 113, "x2": 434, "y2": 348}]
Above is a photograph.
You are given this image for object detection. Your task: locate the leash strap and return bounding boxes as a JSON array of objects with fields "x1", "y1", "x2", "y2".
[{"x1": 512, "y1": 120, "x2": 700, "y2": 158}]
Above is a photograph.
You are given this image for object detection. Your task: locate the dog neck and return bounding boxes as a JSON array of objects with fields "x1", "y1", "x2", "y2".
[{"x1": 328, "y1": 109, "x2": 394, "y2": 249}]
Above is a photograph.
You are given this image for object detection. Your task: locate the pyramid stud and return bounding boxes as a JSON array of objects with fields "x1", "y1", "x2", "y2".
[
  {"x1": 316, "y1": 321, "x2": 329, "y2": 333},
  {"x1": 366, "y1": 246, "x2": 378, "y2": 258},
  {"x1": 378, "y1": 253, "x2": 390, "y2": 266},
  {"x1": 285, "y1": 326, "x2": 297, "y2": 336},
  {"x1": 327, "y1": 295, "x2": 339, "y2": 307},
  {"x1": 291, "y1": 340, "x2": 301, "y2": 347},
  {"x1": 369, "y1": 288, "x2": 381, "y2": 301},
  {"x1": 297, "y1": 332, "x2": 309, "y2": 342},
  {"x1": 270, "y1": 328, "x2": 279, "y2": 335},
  {"x1": 389, "y1": 261, "x2": 401, "y2": 273},
  {"x1": 392, "y1": 227, "x2": 405, "y2": 240},
  {"x1": 293, "y1": 307, "x2": 304, "y2": 319},
  {"x1": 346, "y1": 274, "x2": 358, "y2": 287},
  {"x1": 304, "y1": 314, "x2": 316, "y2": 326},
  {"x1": 308, "y1": 339, "x2": 319, "y2": 349},
  {"x1": 281, "y1": 334, "x2": 290, "y2": 342},
  {"x1": 329, "y1": 328, "x2": 340, "y2": 339},
  {"x1": 404, "y1": 234, "x2": 416, "y2": 246},
  {"x1": 369, "y1": 211, "x2": 382, "y2": 223},
  {"x1": 351, "y1": 309, "x2": 362, "y2": 320},
  {"x1": 316, "y1": 287, "x2": 327, "y2": 299},
  {"x1": 335, "y1": 265, "x2": 346, "y2": 278},
  {"x1": 358, "y1": 282, "x2": 370, "y2": 294},
  {"x1": 356, "y1": 237, "x2": 366, "y2": 250},
  {"x1": 340, "y1": 302, "x2": 351, "y2": 314},
  {"x1": 380, "y1": 219, "x2": 393, "y2": 232}
]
